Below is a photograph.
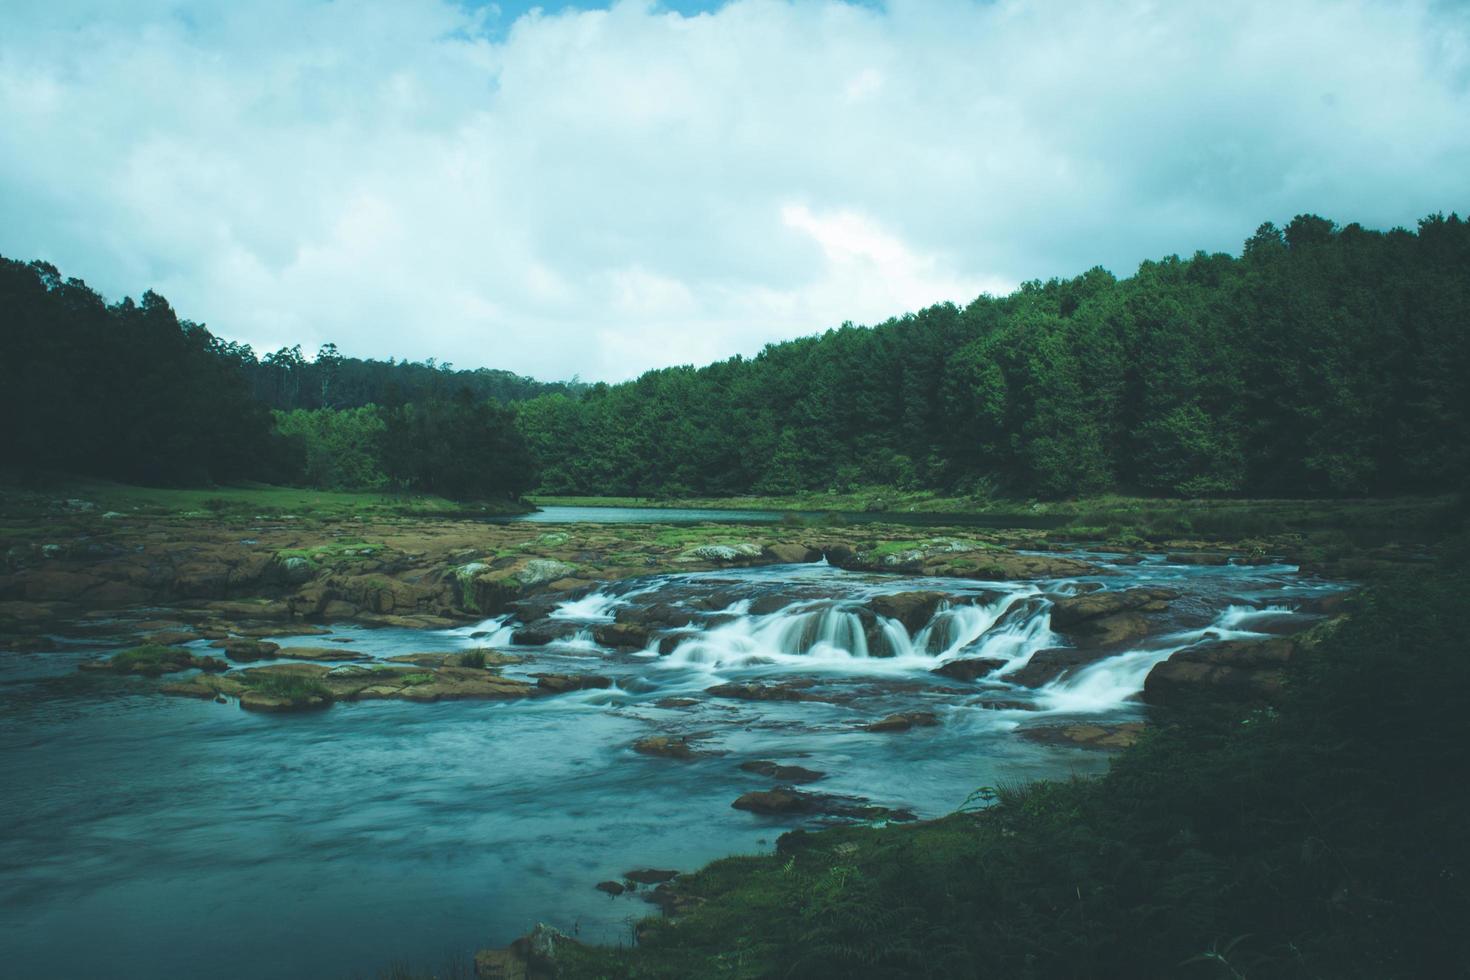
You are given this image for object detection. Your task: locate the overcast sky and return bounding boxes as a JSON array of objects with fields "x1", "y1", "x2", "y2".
[{"x1": 2, "y1": 0, "x2": 1467, "y2": 381}]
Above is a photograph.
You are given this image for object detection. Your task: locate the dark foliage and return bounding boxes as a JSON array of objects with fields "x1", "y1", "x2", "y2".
[
  {"x1": 519, "y1": 213, "x2": 1470, "y2": 499},
  {"x1": 0, "y1": 258, "x2": 295, "y2": 484},
  {"x1": 242, "y1": 341, "x2": 583, "y2": 412}
]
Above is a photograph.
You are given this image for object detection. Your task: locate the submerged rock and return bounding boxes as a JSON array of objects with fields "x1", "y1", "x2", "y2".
[
  {"x1": 865, "y1": 711, "x2": 939, "y2": 733},
  {"x1": 595, "y1": 880, "x2": 625, "y2": 896},
  {"x1": 705, "y1": 680, "x2": 829, "y2": 703},
  {"x1": 633, "y1": 735, "x2": 703, "y2": 760},
  {"x1": 739, "y1": 760, "x2": 825, "y2": 783}
]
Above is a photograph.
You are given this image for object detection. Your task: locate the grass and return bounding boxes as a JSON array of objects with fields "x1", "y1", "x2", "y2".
[
  {"x1": 557, "y1": 560, "x2": 1470, "y2": 978},
  {"x1": 110, "y1": 644, "x2": 186, "y2": 672},
  {"x1": 241, "y1": 672, "x2": 333, "y2": 700},
  {"x1": 0, "y1": 473, "x2": 532, "y2": 521},
  {"x1": 455, "y1": 650, "x2": 486, "y2": 669}
]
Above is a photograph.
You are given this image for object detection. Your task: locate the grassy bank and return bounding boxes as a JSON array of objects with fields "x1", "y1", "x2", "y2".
[
  {"x1": 531, "y1": 491, "x2": 1458, "y2": 540},
  {"x1": 556, "y1": 562, "x2": 1469, "y2": 978},
  {"x1": 0, "y1": 475, "x2": 532, "y2": 522}
]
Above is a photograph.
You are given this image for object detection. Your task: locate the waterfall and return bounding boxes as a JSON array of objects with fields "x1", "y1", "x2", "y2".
[
  {"x1": 666, "y1": 604, "x2": 885, "y2": 667},
  {"x1": 445, "y1": 614, "x2": 516, "y2": 646},
  {"x1": 549, "y1": 591, "x2": 621, "y2": 622},
  {"x1": 1034, "y1": 605, "x2": 1291, "y2": 712}
]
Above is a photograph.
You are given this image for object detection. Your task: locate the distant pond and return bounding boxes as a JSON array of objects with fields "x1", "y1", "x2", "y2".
[{"x1": 492, "y1": 505, "x2": 1072, "y2": 529}]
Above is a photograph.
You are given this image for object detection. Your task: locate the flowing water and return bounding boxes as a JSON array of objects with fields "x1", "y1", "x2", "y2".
[{"x1": 0, "y1": 554, "x2": 1345, "y2": 979}]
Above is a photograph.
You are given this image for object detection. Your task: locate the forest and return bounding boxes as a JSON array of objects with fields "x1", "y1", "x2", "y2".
[{"x1": 3, "y1": 211, "x2": 1467, "y2": 503}]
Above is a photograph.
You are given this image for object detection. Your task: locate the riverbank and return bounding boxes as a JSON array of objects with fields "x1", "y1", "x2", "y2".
[
  {"x1": 510, "y1": 565, "x2": 1470, "y2": 979},
  {"x1": 530, "y1": 490, "x2": 1458, "y2": 539}
]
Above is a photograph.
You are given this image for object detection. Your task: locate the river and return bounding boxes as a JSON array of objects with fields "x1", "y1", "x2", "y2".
[{"x1": 0, "y1": 552, "x2": 1344, "y2": 979}]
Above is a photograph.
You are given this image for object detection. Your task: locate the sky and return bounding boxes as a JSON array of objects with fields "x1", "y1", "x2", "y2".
[{"x1": 1, "y1": 0, "x2": 1467, "y2": 382}]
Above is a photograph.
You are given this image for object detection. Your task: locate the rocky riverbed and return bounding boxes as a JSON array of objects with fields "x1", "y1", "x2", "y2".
[{"x1": 0, "y1": 503, "x2": 1404, "y2": 979}]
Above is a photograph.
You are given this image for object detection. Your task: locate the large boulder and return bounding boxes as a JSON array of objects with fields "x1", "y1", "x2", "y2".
[
  {"x1": 592, "y1": 623, "x2": 651, "y2": 649},
  {"x1": 1048, "y1": 588, "x2": 1177, "y2": 649},
  {"x1": 867, "y1": 591, "x2": 949, "y2": 634},
  {"x1": 1144, "y1": 637, "x2": 1297, "y2": 706},
  {"x1": 1048, "y1": 588, "x2": 1178, "y2": 630},
  {"x1": 762, "y1": 543, "x2": 821, "y2": 564},
  {"x1": 1006, "y1": 647, "x2": 1112, "y2": 687}
]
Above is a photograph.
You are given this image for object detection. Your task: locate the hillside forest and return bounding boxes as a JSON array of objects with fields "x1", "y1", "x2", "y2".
[{"x1": 3, "y1": 212, "x2": 1467, "y2": 502}]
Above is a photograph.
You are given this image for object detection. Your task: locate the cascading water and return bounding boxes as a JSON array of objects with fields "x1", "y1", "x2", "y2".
[
  {"x1": 549, "y1": 591, "x2": 621, "y2": 622},
  {"x1": 1035, "y1": 605, "x2": 1292, "y2": 712},
  {"x1": 445, "y1": 614, "x2": 517, "y2": 645},
  {"x1": 668, "y1": 604, "x2": 876, "y2": 667}
]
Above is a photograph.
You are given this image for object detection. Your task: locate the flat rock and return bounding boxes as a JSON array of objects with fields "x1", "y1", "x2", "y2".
[
  {"x1": 535, "y1": 673, "x2": 613, "y2": 694},
  {"x1": 930, "y1": 657, "x2": 1006, "y2": 681},
  {"x1": 1020, "y1": 722, "x2": 1146, "y2": 750}
]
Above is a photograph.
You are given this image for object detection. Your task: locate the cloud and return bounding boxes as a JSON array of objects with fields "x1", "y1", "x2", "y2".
[{"x1": 0, "y1": 0, "x2": 1467, "y2": 381}]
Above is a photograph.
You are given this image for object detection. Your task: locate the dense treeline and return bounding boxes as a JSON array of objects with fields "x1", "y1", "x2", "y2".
[
  {"x1": 243, "y1": 342, "x2": 582, "y2": 412},
  {"x1": 6, "y1": 212, "x2": 1467, "y2": 501},
  {"x1": 518, "y1": 213, "x2": 1470, "y2": 499},
  {"x1": 0, "y1": 258, "x2": 536, "y2": 498},
  {"x1": 0, "y1": 259, "x2": 289, "y2": 485}
]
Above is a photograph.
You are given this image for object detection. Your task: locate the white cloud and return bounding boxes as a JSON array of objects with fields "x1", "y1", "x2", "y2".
[{"x1": 0, "y1": 0, "x2": 1467, "y2": 380}]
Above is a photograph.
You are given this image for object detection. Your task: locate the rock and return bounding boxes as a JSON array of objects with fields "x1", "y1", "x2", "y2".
[
  {"x1": 654, "y1": 697, "x2": 699, "y2": 709},
  {"x1": 1020, "y1": 722, "x2": 1146, "y2": 750},
  {"x1": 1293, "y1": 592, "x2": 1352, "y2": 616},
  {"x1": 762, "y1": 543, "x2": 820, "y2": 564},
  {"x1": 705, "y1": 680, "x2": 825, "y2": 702},
  {"x1": 476, "y1": 922, "x2": 577, "y2": 979},
  {"x1": 271, "y1": 555, "x2": 316, "y2": 585},
  {"x1": 683, "y1": 543, "x2": 762, "y2": 561},
  {"x1": 740, "y1": 760, "x2": 825, "y2": 783},
  {"x1": 865, "y1": 712, "x2": 939, "y2": 733},
  {"x1": 732, "y1": 787, "x2": 915, "y2": 822},
  {"x1": 267, "y1": 646, "x2": 371, "y2": 662},
  {"x1": 930, "y1": 657, "x2": 1006, "y2": 681},
  {"x1": 595, "y1": 880, "x2": 625, "y2": 896},
  {"x1": 510, "y1": 619, "x2": 583, "y2": 646},
  {"x1": 210, "y1": 639, "x2": 281, "y2": 662},
  {"x1": 239, "y1": 690, "x2": 330, "y2": 713},
  {"x1": 1166, "y1": 552, "x2": 1232, "y2": 565},
  {"x1": 592, "y1": 622, "x2": 651, "y2": 649},
  {"x1": 633, "y1": 735, "x2": 699, "y2": 759},
  {"x1": 143, "y1": 630, "x2": 204, "y2": 646},
  {"x1": 1144, "y1": 637, "x2": 1297, "y2": 706},
  {"x1": 81, "y1": 645, "x2": 229, "y2": 676},
  {"x1": 1048, "y1": 588, "x2": 1178, "y2": 630},
  {"x1": 1006, "y1": 647, "x2": 1112, "y2": 687},
  {"x1": 867, "y1": 591, "x2": 949, "y2": 633},
  {"x1": 623, "y1": 868, "x2": 679, "y2": 884},
  {"x1": 615, "y1": 602, "x2": 697, "y2": 629},
  {"x1": 519, "y1": 559, "x2": 579, "y2": 588},
  {"x1": 534, "y1": 673, "x2": 613, "y2": 693}
]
